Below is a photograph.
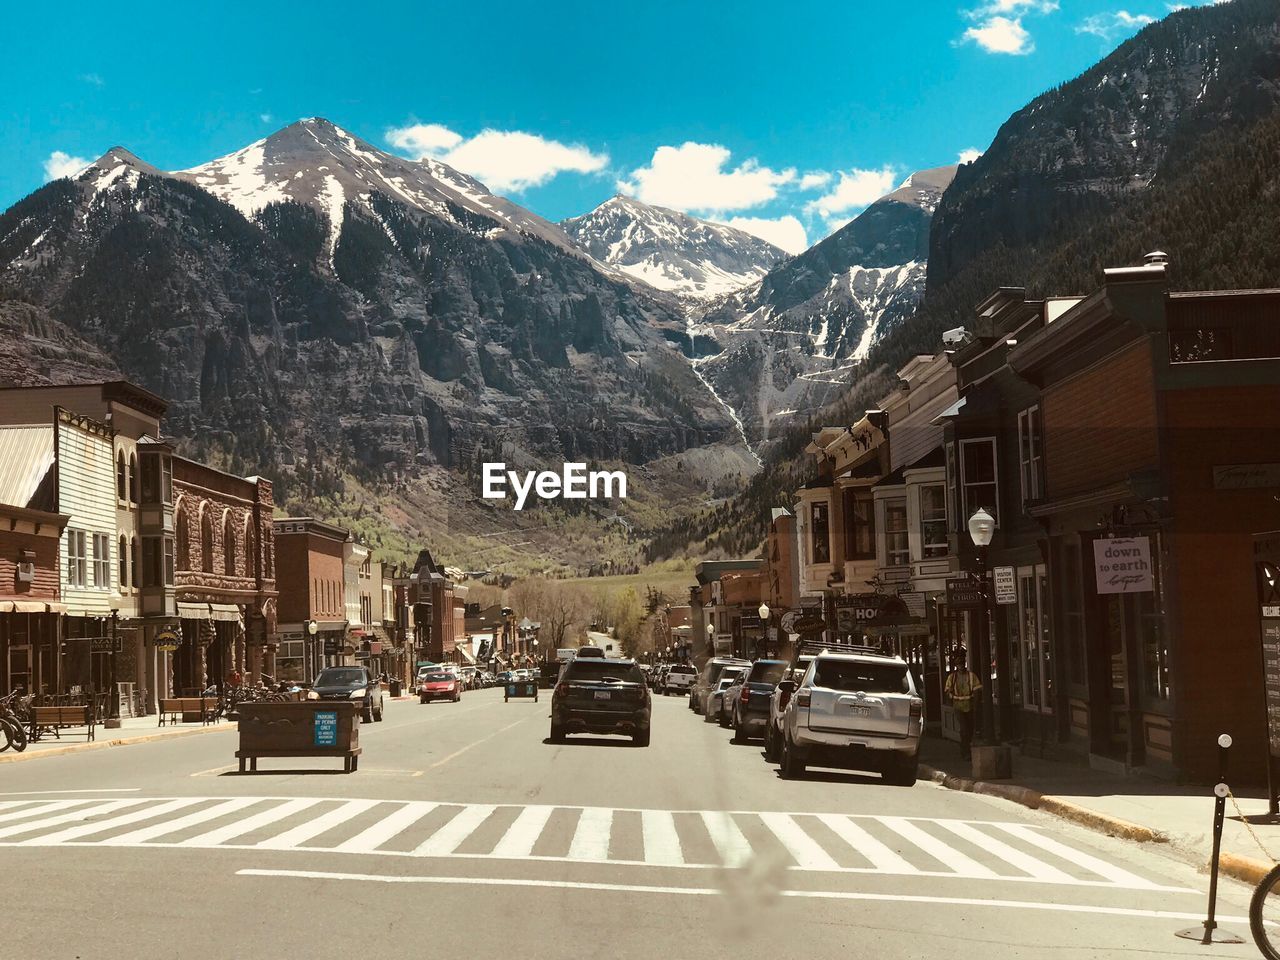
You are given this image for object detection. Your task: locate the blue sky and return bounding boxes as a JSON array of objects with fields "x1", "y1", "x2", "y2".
[{"x1": 1, "y1": 0, "x2": 1217, "y2": 253}]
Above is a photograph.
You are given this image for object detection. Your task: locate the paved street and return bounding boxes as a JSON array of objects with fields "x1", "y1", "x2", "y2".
[{"x1": 1, "y1": 692, "x2": 1266, "y2": 960}]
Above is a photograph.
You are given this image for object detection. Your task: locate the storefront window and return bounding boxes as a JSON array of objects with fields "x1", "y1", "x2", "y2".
[
  {"x1": 1018, "y1": 564, "x2": 1052, "y2": 713},
  {"x1": 920, "y1": 484, "x2": 947, "y2": 558},
  {"x1": 1138, "y1": 536, "x2": 1171, "y2": 702},
  {"x1": 885, "y1": 499, "x2": 909, "y2": 566},
  {"x1": 1061, "y1": 541, "x2": 1086, "y2": 686},
  {"x1": 811, "y1": 502, "x2": 830, "y2": 564}
]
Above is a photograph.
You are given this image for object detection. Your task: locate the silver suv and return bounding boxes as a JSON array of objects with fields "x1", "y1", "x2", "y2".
[
  {"x1": 777, "y1": 649, "x2": 922, "y2": 786},
  {"x1": 690, "y1": 656, "x2": 750, "y2": 716}
]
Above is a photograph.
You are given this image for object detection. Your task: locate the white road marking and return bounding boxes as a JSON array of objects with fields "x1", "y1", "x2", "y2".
[
  {"x1": 640, "y1": 809, "x2": 684, "y2": 866},
  {"x1": 180, "y1": 799, "x2": 321, "y2": 847},
  {"x1": 568, "y1": 807, "x2": 614, "y2": 861},
  {"x1": 236, "y1": 868, "x2": 1230, "y2": 923},
  {"x1": 491, "y1": 805, "x2": 555, "y2": 859},
  {"x1": 877, "y1": 816, "x2": 999, "y2": 878},
  {"x1": 427, "y1": 719, "x2": 528, "y2": 770},
  {"x1": 934, "y1": 818, "x2": 1076, "y2": 883},
  {"x1": 817, "y1": 814, "x2": 916, "y2": 874},
  {"x1": 0, "y1": 788, "x2": 141, "y2": 795},
  {"x1": 0, "y1": 800, "x2": 91, "y2": 824},
  {"x1": 759, "y1": 813, "x2": 840, "y2": 870},
  {"x1": 990, "y1": 823, "x2": 1162, "y2": 889},
  {"x1": 700, "y1": 810, "x2": 751, "y2": 867},
  {"x1": 21, "y1": 798, "x2": 203, "y2": 845},
  {"x1": 256, "y1": 799, "x2": 381, "y2": 850},
  {"x1": 0, "y1": 799, "x2": 143, "y2": 839},
  {"x1": 413, "y1": 804, "x2": 497, "y2": 856},
  {"x1": 100, "y1": 798, "x2": 264, "y2": 845},
  {"x1": 332, "y1": 802, "x2": 438, "y2": 853}
]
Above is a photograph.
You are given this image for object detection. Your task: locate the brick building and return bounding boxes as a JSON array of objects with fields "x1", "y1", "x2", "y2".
[
  {"x1": 273, "y1": 518, "x2": 349, "y2": 681},
  {"x1": 0, "y1": 502, "x2": 69, "y2": 695}
]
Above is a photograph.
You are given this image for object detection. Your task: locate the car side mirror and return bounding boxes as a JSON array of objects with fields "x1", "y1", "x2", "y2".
[{"x1": 777, "y1": 679, "x2": 797, "y2": 694}]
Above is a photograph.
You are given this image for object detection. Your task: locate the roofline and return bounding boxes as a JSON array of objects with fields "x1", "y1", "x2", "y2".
[{"x1": 0, "y1": 380, "x2": 168, "y2": 418}]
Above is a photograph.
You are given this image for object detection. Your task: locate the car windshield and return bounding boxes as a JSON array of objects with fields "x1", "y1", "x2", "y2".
[
  {"x1": 669, "y1": 665, "x2": 696, "y2": 675},
  {"x1": 314, "y1": 668, "x2": 365, "y2": 686},
  {"x1": 563, "y1": 661, "x2": 644, "y2": 683},
  {"x1": 423, "y1": 673, "x2": 453, "y2": 682},
  {"x1": 812, "y1": 659, "x2": 910, "y2": 694},
  {"x1": 749, "y1": 661, "x2": 788, "y2": 684}
]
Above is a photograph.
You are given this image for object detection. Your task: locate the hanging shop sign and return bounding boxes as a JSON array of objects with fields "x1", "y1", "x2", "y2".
[
  {"x1": 154, "y1": 626, "x2": 182, "y2": 652},
  {"x1": 945, "y1": 577, "x2": 984, "y2": 609},
  {"x1": 1213, "y1": 463, "x2": 1280, "y2": 490},
  {"x1": 993, "y1": 566, "x2": 1018, "y2": 606},
  {"x1": 89, "y1": 636, "x2": 122, "y2": 654},
  {"x1": 1093, "y1": 536, "x2": 1154, "y2": 595}
]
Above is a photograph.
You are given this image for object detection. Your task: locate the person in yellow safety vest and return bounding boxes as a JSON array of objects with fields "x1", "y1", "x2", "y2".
[{"x1": 944, "y1": 647, "x2": 982, "y2": 760}]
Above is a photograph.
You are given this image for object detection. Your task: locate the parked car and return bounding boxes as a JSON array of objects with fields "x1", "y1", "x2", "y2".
[
  {"x1": 419, "y1": 670, "x2": 462, "y2": 703},
  {"x1": 576, "y1": 645, "x2": 606, "y2": 659},
  {"x1": 663, "y1": 663, "x2": 697, "y2": 696},
  {"x1": 550, "y1": 657, "x2": 651, "y2": 746},
  {"x1": 307, "y1": 666, "x2": 384, "y2": 723},
  {"x1": 727, "y1": 659, "x2": 788, "y2": 743},
  {"x1": 705, "y1": 667, "x2": 746, "y2": 725},
  {"x1": 691, "y1": 657, "x2": 750, "y2": 715},
  {"x1": 777, "y1": 649, "x2": 922, "y2": 785},
  {"x1": 764, "y1": 656, "x2": 817, "y2": 762}
]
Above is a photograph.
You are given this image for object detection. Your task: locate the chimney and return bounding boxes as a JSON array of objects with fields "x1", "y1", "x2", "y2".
[{"x1": 1144, "y1": 250, "x2": 1169, "y2": 267}]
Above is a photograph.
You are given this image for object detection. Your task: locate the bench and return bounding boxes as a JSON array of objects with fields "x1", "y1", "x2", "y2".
[
  {"x1": 158, "y1": 697, "x2": 219, "y2": 726},
  {"x1": 29, "y1": 705, "x2": 94, "y2": 742}
]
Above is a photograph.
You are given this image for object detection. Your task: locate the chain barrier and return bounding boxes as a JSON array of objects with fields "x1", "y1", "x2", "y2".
[{"x1": 1225, "y1": 785, "x2": 1280, "y2": 864}]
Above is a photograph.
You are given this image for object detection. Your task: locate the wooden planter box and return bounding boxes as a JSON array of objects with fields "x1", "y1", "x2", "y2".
[{"x1": 236, "y1": 701, "x2": 361, "y2": 773}]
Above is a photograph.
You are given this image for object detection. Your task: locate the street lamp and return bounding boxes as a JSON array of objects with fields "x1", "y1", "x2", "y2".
[
  {"x1": 967, "y1": 507, "x2": 997, "y2": 745},
  {"x1": 758, "y1": 602, "x2": 771, "y2": 658},
  {"x1": 307, "y1": 619, "x2": 319, "y2": 675},
  {"x1": 106, "y1": 591, "x2": 122, "y2": 728}
]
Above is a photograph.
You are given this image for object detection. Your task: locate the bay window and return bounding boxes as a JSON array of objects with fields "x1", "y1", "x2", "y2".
[
  {"x1": 960, "y1": 438, "x2": 999, "y2": 525},
  {"x1": 885, "y1": 499, "x2": 909, "y2": 566},
  {"x1": 843, "y1": 489, "x2": 874, "y2": 561},
  {"x1": 811, "y1": 501, "x2": 830, "y2": 564},
  {"x1": 1018, "y1": 406, "x2": 1044, "y2": 507},
  {"x1": 919, "y1": 484, "x2": 948, "y2": 558}
]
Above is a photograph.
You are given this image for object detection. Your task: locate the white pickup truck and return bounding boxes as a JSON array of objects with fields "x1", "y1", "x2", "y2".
[
  {"x1": 777, "y1": 649, "x2": 923, "y2": 786},
  {"x1": 662, "y1": 663, "x2": 697, "y2": 696}
]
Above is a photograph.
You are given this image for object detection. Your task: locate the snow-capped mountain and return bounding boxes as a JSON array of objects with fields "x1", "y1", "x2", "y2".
[
  {"x1": 693, "y1": 165, "x2": 957, "y2": 443},
  {"x1": 176, "y1": 118, "x2": 578, "y2": 262},
  {"x1": 562, "y1": 195, "x2": 787, "y2": 299}
]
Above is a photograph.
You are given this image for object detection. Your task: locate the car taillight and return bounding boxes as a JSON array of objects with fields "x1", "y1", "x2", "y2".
[
  {"x1": 740, "y1": 687, "x2": 751, "y2": 703},
  {"x1": 555, "y1": 682, "x2": 569, "y2": 698},
  {"x1": 796, "y1": 690, "x2": 811, "y2": 708},
  {"x1": 910, "y1": 698, "x2": 922, "y2": 718}
]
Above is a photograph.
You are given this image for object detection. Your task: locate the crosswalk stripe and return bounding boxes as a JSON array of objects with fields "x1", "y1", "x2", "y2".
[
  {"x1": 568, "y1": 807, "x2": 614, "y2": 861},
  {"x1": 0, "y1": 800, "x2": 144, "y2": 839},
  {"x1": 180, "y1": 799, "x2": 322, "y2": 847},
  {"x1": 990, "y1": 823, "x2": 1160, "y2": 888},
  {"x1": 758, "y1": 813, "x2": 840, "y2": 870},
  {"x1": 817, "y1": 814, "x2": 917, "y2": 874},
  {"x1": 640, "y1": 809, "x2": 684, "y2": 866},
  {"x1": 100, "y1": 798, "x2": 265, "y2": 845},
  {"x1": 414, "y1": 805, "x2": 496, "y2": 856},
  {"x1": 491, "y1": 805, "x2": 555, "y2": 859},
  {"x1": 257, "y1": 800, "x2": 381, "y2": 850},
  {"x1": 700, "y1": 811, "x2": 750, "y2": 868},
  {"x1": 21, "y1": 798, "x2": 203, "y2": 845},
  {"x1": 332, "y1": 802, "x2": 438, "y2": 853},
  {"x1": 934, "y1": 820, "x2": 1075, "y2": 882},
  {"x1": 877, "y1": 816, "x2": 998, "y2": 878},
  {"x1": 0, "y1": 800, "x2": 89, "y2": 825}
]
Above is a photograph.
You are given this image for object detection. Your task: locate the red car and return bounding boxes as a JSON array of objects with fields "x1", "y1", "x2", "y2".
[{"x1": 419, "y1": 671, "x2": 461, "y2": 703}]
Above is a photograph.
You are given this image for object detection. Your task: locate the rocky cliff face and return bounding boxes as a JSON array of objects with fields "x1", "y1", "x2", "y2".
[
  {"x1": 691, "y1": 165, "x2": 955, "y2": 445},
  {"x1": 561, "y1": 196, "x2": 787, "y2": 299},
  {"x1": 0, "y1": 122, "x2": 737, "y2": 497}
]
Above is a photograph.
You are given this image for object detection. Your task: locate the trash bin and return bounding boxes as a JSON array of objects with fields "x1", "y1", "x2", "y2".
[{"x1": 390, "y1": 679, "x2": 402, "y2": 698}]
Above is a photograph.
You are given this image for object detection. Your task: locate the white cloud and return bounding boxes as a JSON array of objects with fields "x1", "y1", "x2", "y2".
[
  {"x1": 963, "y1": 15, "x2": 1034, "y2": 54},
  {"x1": 722, "y1": 215, "x2": 808, "y2": 255},
  {"x1": 386, "y1": 122, "x2": 607, "y2": 193},
  {"x1": 79, "y1": 73, "x2": 104, "y2": 87},
  {"x1": 805, "y1": 165, "x2": 898, "y2": 222},
  {"x1": 798, "y1": 171, "x2": 832, "y2": 190},
  {"x1": 971, "y1": 0, "x2": 1057, "y2": 13},
  {"x1": 43, "y1": 150, "x2": 91, "y2": 182},
  {"x1": 618, "y1": 142, "x2": 796, "y2": 214},
  {"x1": 1077, "y1": 10, "x2": 1156, "y2": 43},
  {"x1": 259, "y1": 113, "x2": 274, "y2": 124},
  {"x1": 958, "y1": 147, "x2": 984, "y2": 164}
]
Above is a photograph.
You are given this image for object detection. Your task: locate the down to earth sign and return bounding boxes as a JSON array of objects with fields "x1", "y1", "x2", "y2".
[{"x1": 1094, "y1": 536, "x2": 1154, "y2": 594}]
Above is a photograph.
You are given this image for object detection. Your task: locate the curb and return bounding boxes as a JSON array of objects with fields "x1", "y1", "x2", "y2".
[
  {"x1": 1216, "y1": 850, "x2": 1274, "y2": 886},
  {"x1": 0, "y1": 722, "x2": 238, "y2": 764},
  {"x1": 921, "y1": 763, "x2": 1168, "y2": 843}
]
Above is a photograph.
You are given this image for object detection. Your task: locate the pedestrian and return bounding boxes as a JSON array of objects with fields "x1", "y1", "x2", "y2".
[{"x1": 944, "y1": 647, "x2": 982, "y2": 760}]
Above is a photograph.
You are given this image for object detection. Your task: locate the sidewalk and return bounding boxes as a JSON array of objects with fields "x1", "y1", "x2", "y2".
[
  {"x1": 919, "y1": 737, "x2": 1280, "y2": 886},
  {"x1": 2, "y1": 714, "x2": 236, "y2": 764}
]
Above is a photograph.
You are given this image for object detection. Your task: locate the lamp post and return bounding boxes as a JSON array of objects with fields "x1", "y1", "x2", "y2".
[
  {"x1": 105, "y1": 591, "x2": 122, "y2": 728},
  {"x1": 967, "y1": 508, "x2": 997, "y2": 745},
  {"x1": 758, "y1": 602, "x2": 771, "y2": 658},
  {"x1": 307, "y1": 619, "x2": 319, "y2": 676}
]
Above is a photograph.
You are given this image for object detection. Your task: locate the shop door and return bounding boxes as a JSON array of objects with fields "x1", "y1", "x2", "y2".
[
  {"x1": 1101, "y1": 594, "x2": 1131, "y2": 760},
  {"x1": 8, "y1": 644, "x2": 32, "y2": 695}
]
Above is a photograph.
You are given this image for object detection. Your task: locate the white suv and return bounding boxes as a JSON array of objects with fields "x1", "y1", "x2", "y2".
[{"x1": 777, "y1": 650, "x2": 922, "y2": 786}]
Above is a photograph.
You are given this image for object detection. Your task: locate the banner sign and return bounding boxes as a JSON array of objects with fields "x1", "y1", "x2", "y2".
[
  {"x1": 993, "y1": 566, "x2": 1017, "y2": 606},
  {"x1": 90, "y1": 636, "x2": 122, "y2": 654},
  {"x1": 154, "y1": 627, "x2": 182, "y2": 652},
  {"x1": 945, "y1": 577, "x2": 984, "y2": 609},
  {"x1": 313, "y1": 711, "x2": 338, "y2": 747},
  {"x1": 1093, "y1": 537, "x2": 1154, "y2": 594}
]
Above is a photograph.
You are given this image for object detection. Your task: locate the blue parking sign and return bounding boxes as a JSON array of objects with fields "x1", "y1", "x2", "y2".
[{"x1": 314, "y1": 711, "x2": 338, "y2": 747}]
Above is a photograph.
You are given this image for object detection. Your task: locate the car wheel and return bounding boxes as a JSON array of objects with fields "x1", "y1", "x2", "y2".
[
  {"x1": 731, "y1": 713, "x2": 745, "y2": 744},
  {"x1": 884, "y1": 753, "x2": 918, "y2": 787},
  {"x1": 780, "y1": 733, "x2": 806, "y2": 780},
  {"x1": 703, "y1": 702, "x2": 716, "y2": 723},
  {"x1": 361, "y1": 705, "x2": 374, "y2": 724},
  {"x1": 419, "y1": 694, "x2": 428, "y2": 704},
  {"x1": 549, "y1": 722, "x2": 566, "y2": 743},
  {"x1": 764, "y1": 723, "x2": 779, "y2": 761},
  {"x1": 718, "y1": 707, "x2": 730, "y2": 728},
  {"x1": 374, "y1": 700, "x2": 384, "y2": 722},
  {"x1": 632, "y1": 728, "x2": 651, "y2": 747}
]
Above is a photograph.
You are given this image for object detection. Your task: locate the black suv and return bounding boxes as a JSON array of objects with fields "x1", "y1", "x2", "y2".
[
  {"x1": 550, "y1": 658, "x2": 651, "y2": 746},
  {"x1": 308, "y1": 666, "x2": 384, "y2": 723}
]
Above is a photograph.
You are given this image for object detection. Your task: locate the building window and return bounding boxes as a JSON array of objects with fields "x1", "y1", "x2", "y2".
[
  {"x1": 843, "y1": 489, "x2": 875, "y2": 560},
  {"x1": 224, "y1": 514, "x2": 237, "y2": 576},
  {"x1": 201, "y1": 509, "x2": 214, "y2": 575},
  {"x1": 945, "y1": 442, "x2": 958, "y2": 532},
  {"x1": 884, "y1": 499, "x2": 909, "y2": 566},
  {"x1": 116, "y1": 450, "x2": 127, "y2": 502},
  {"x1": 92, "y1": 533, "x2": 111, "y2": 589},
  {"x1": 131, "y1": 538, "x2": 140, "y2": 590},
  {"x1": 118, "y1": 535, "x2": 129, "y2": 589},
  {"x1": 278, "y1": 639, "x2": 304, "y2": 660},
  {"x1": 960, "y1": 438, "x2": 999, "y2": 525},
  {"x1": 1138, "y1": 534, "x2": 1171, "y2": 702},
  {"x1": 66, "y1": 529, "x2": 87, "y2": 588},
  {"x1": 175, "y1": 507, "x2": 189, "y2": 570},
  {"x1": 810, "y1": 502, "x2": 831, "y2": 564},
  {"x1": 1061, "y1": 541, "x2": 1086, "y2": 687},
  {"x1": 1018, "y1": 565, "x2": 1052, "y2": 712},
  {"x1": 244, "y1": 520, "x2": 256, "y2": 582},
  {"x1": 128, "y1": 453, "x2": 139, "y2": 506},
  {"x1": 1018, "y1": 406, "x2": 1044, "y2": 507},
  {"x1": 164, "y1": 537, "x2": 174, "y2": 586},
  {"x1": 919, "y1": 483, "x2": 948, "y2": 558}
]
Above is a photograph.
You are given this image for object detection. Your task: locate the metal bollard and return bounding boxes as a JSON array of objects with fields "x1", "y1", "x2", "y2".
[{"x1": 1174, "y1": 734, "x2": 1245, "y2": 945}]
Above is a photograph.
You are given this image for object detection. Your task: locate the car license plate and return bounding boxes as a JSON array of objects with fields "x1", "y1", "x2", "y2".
[
  {"x1": 849, "y1": 705, "x2": 871, "y2": 717},
  {"x1": 594, "y1": 691, "x2": 611, "y2": 700}
]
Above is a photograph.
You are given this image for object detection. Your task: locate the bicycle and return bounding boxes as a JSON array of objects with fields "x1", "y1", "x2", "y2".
[{"x1": 0, "y1": 689, "x2": 30, "y2": 753}]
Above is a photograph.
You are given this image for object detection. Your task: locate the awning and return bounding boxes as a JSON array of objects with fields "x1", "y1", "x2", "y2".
[
  {"x1": 177, "y1": 601, "x2": 209, "y2": 620},
  {"x1": 12, "y1": 600, "x2": 52, "y2": 613},
  {"x1": 208, "y1": 603, "x2": 243, "y2": 623},
  {"x1": 457, "y1": 646, "x2": 477, "y2": 665}
]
